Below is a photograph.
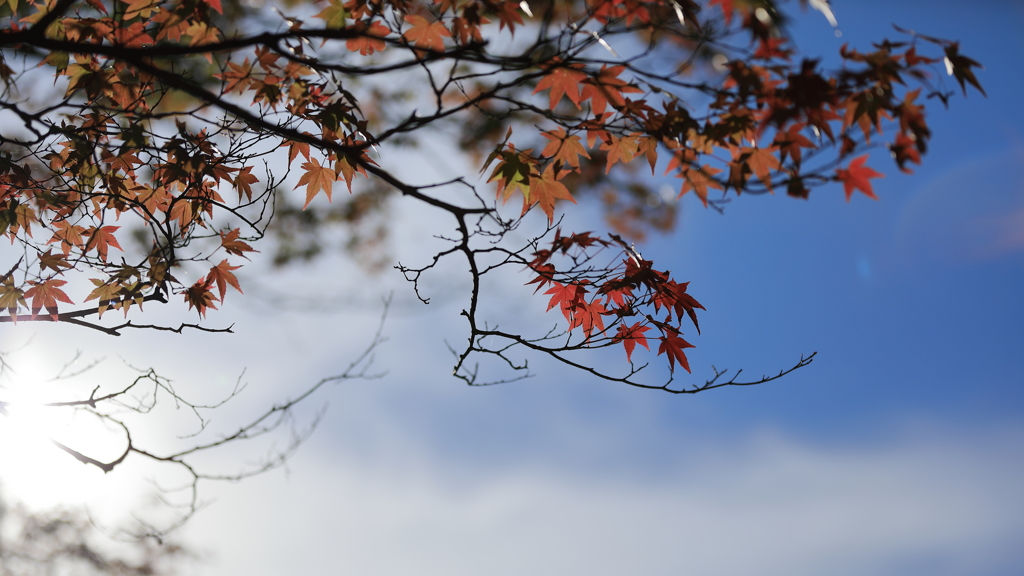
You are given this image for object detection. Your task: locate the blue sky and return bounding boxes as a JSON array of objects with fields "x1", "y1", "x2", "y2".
[{"x1": 1, "y1": 1, "x2": 1022, "y2": 575}]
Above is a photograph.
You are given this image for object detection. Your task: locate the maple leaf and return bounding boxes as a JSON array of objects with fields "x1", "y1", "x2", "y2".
[
  {"x1": 943, "y1": 42, "x2": 985, "y2": 97},
  {"x1": 47, "y1": 220, "x2": 86, "y2": 256},
  {"x1": 527, "y1": 259, "x2": 556, "y2": 287},
  {"x1": 491, "y1": 0, "x2": 524, "y2": 33},
  {"x1": 185, "y1": 21, "x2": 220, "y2": 47},
  {"x1": 773, "y1": 124, "x2": 814, "y2": 165},
  {"x1": 835, "y1": 155, "x2": 883, "y2": 201},
  {"x1": 600, "y1": 134, "x2": 639, "y2": 173},
  {"x1": 529, "y1": 166, "x2": 576, "y2": 224},
  {"x1": 234, "y1": 165, "x2": 259, "y2": 201},
  {"x1": 122, "y1": 0, "x2": 159, "y2": 21},
  {"x1": 488, "y1": 146, "x2": 535, "y2": 203},
  {"x1": 677, "y1": 165, "x2": 724, "y2": 207},
  {"x1": 638, "y1": 136, "x2": 658, "y2": 174},
  {"x1": 754, "y1": 37, "x2": 792, "y2": 60},
  {"x1": 109, "y1": 151, "x2": 143, "y2": 175},
  {"x1": 652, "y1": 280, "x2": 705, "y2": 333},
  {"x1": 658, "y1": 332, "x2": 694, "y2": 373},
  {"x1": 533, "y1": 60, "x2": 587, "y2": 110},
  {"x1": 216, "y1": 59, "x2": 253, "y2": 95},
  {"x1": 615, "y1": 322, "x2": 651, "y2": 363},
  {"x1": 84, "y1": 226, "x2": 123, "y2": 261},
  {"x1": 84, "y1": 278, "x2": 122, "y2": 318},
  {"x1": 0, "y1": 278, "x2": 26, "y2": 321},
  {"x1": 334, "y1": 153, "x2": 370, "y2": 192},
  {"x1": 896, "y1": 88, "x2": 929, "y2": 146},
  {"x1": 579, "y1": 65, "x2": 641, "y2": 116},
  {"x1": 600, "y1": 277, "x2": 634, "y2": 310},
  {"x1": 38, "y1": 249, "x2": 70, "y2": 273},
  {"x1": 540, "y1": 128, "x2": 590, "y2": 170},
  {"x1": 206, "y1": 259, "x2": 242, "y2": 301},
  {"x1": 295, "y1": 158, "x2": 336, "y2": 209},
  {"x1": 742, "y1": 147, "x2": 781, "y2": 192},
  {"x1": 889, "y1": 133, "x2": 921, "y2": 174},
  {"x1": 545, "y1": 281, "x2": 586, "y2": 323},
  {"x1": 220, "y1": 228, "x2": 256, "y2": 258},
  {"x1": 184, "y1": 278, "x2": 218, "y2": 318},
  {"x1": 403, "y1": 15, "x2": 450, "y2": 53},
  {"x1": 315, "y1": 0, "x2": 347, "y2": 28},
  {"x1": 25, "y1": 279, "x2": 73, "y2": 320},
  {"x1": 346, "y1": 21, "x2": 390, "y2": 55},
  {"x1": 284, "y1": 138, "x2": 311, "y2": 165}
]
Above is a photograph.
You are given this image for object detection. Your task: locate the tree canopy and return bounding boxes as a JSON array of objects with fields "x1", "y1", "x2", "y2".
[{"x1": 0, "y1": 0, "x2": 983, "y2": 529}]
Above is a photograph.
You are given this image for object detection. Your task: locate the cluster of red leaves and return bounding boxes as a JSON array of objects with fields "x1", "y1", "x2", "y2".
[{"x1": 527, "y1": 231, "x2": 704, "y2": 373}]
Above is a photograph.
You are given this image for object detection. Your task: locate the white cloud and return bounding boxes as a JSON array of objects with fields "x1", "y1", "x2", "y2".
[{"x1": 183, "y1": 421, "x2": 1024, "y2": 576}]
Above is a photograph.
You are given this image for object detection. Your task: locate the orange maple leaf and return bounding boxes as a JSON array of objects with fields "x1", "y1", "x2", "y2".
[
  {"x1": 742, "y1": 147, "x2": 780, "y2": 192},
  {"x1": 220, "y1": 228, "x2": 256, "y2": 258},
  {"x1": 600, "y1": 133, "x2": 640, "y2": 173},
  {"x1": 773, "y1": 124, "x2": 814, "y2": 165},
  {"x1": 24, "y1": 279, "x2": 73, "y2": 320},
  {"x1": 579, "y1": 65, "x2": 641, "y2": 116},
  {"x1": 836, "y1": 155, "x2": 883, "y2": 201},
  {"x1": 233, "y1": 165, "x2": 259, "y2": 201},
  {"x1": 533, "y1": 60, "x2": 587, "y2": 110},
  {"x1": 295, "y1": 158, "x2": 336, "y2": 209},
  {"x1": 403, "y1": 15, "x2": 450, "y2": 53},
  {"x1": 540, "y1": 128, "x2": 590, "y2": 170},
  {"x1": 206, "y1": 259, "x2": 242, "y2": 301},
  {"x1": 678, "y1": 164, "x2": 724, "y2": 206},
  {"x1": 47, "y1": 220, "x2": 86, "y2": 256},
  {"x1": 216, "y1": 59, "x2": 252, "y2": 95},
  {"x1": 346, "y1": 21, "x2": 391, "y2": 55},
  {"x1": 84, "y1": 226, "x2": 123, "y2": 261},
  {"x1": 529, "y1": 166, "x2": 576, "y2": 224}
]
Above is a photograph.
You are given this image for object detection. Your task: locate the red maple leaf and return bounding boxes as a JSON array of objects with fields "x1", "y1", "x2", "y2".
[
  {"x1": 570, "y1": 298, "x2": 607, "y2": 339},
  {"x1": 615, "y1": 322, "x2": 651, "y2": 363},
  {"x1": 525, "y1": 262, "x2": 556, "y2": 293},
  {"x1": 835, "y1": 155, "x2": 883, "y2": 201},
  {"x1": 658, "y1": 332, "x2": 694, "y2": 373},
  {"x1": 652, "y1": 280, "x2": 705, "y2": 333},
  {"x1": 545, "y1": 281, "x2": 582, "y2": 315},
  {"x1": 185, "y1": 278, "x2": 218, "y2": 318}
]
